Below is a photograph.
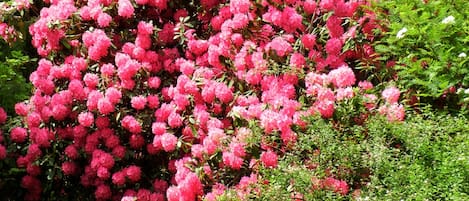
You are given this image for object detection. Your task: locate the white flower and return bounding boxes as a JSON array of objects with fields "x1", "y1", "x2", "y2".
[
  {"x1": 458, "y1": 52, "x2": 467, "y2": 58},
  {"x1": 464, "y1": 88, "x2": 469, "y2": 94},
  {"x1": 396, "y1": 27, "x2": 408, "y2": 39},
  {"x1": 442, "y1": 16, "x2": 455, "y2": 24}
]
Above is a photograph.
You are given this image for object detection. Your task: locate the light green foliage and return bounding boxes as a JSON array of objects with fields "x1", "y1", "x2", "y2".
[
  {"x1": 373, "y1": 0, "x2": 469, "y2": 108},
  {"x1": 242, "y1": 110, "x2": 468, "y2": 200},
  {"x1": 360, "y1": 111, "x2": 469, "y2": 200},
  {"x1": 0, "y1": 50, "x2": 33, "y2": 114}
]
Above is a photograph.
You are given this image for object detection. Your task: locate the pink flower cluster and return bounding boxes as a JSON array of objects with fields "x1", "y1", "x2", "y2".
[
  {"x1": 2, "y1": 0, "x2": 402, "y2": 200},
  {"x1": 0, "y1": 0, "x2": 34, "y2": 44},
  {"x1": 379, "y1": 86, "x2": 405, "y2": 121},
  {"x1": 29, "y1": 0, "x2": 76, "y2": 56},
  {"x1": 83, "y1": 29, "x2": 112, "y2": 61},
  {"x1": 0, "y1": 22, "x2": 16, "y2": 43},
  {"x1": 0, "y1": 108, "x2": 7, "y2": 160},
  {"x1": 322, "y1": 177, "x2": 350, "y2": 196}
]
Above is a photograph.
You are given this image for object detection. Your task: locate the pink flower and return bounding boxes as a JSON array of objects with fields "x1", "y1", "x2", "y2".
[
  {"x1": 91, "y1": 150, "x2": 115, "y2": 170},
  {"x1": 10, "y1": 127, "x2": 28, "y2": 143},
  {"x1": 118, "y1": 0, "x2": 134, "y2": 18},
  {"x1": 231, "y1": 33, "x2": 244, "y2": 47},
  {"x1": 113, "y1": 145, "x2": 126, "y2": 159},
  {"x1": 83, "y1": 73, "x2": 99, "y2": 89},
  {"x1": 121, "y1": 115, "x2": 142, "y2": 133},
  {"x1": 230, "y1": 0, "x2": 251, "y2": 14},
  {"x1": 191, "y1": 144, "x2": 204, "y2": 159},
  {"x1": 230, "y1": 142, "x2": 246, "y2": 158},
  {"x1": 14, "y1": 0, "x2": 31, "y2": 10},
  {"x1": 105, "y1": 87, "x2": 122, "y2": 104},
  {"x1": 167, "y1": 112, "x2": 183, "y2": 128},
  {"x1": 100, "y1": 63, "x2": 115, "y2": 77},
  {"x1": 87, "y1": 90, "x2": 103, "y2": 111},
  {"x1": 131, "y1": 96, "x2": 147, "y2": 110},
  {"x1": 112, "y1": 171, "x2": 126, "y2": 186},
  {"x1": 82, "y1": 29, "x2": 111, "y2": 61},
  {"x1": 138, "y1": 21, "x2": 153, "y2": 35},
  {"x1": 202, "y1": 81, "x2": 216, "y2": 103},
  {"x1": 68, "y1": 80, "x2": 86, "y2": 100},
  {"x1": 358, "y1": 81, "x2": 373, "y2": 90},
  {"x1": 152, "y1": 122, "x2": 166, "y2": 136},
  {"x1": 260, "y1": 150, "x2": 278, "y2": 168},
  {"x1": 97, "y1": 166, "x2": 110, "y2": 179},
  {"x1": 0, "y1": 145, "x2": 6, "y2": 159},
  {"x1": 95, "y1": 184, "x2": 112, "y2": 200},
  {"x1": 336, "y1": 87, "x2": 354, "y2": 101},
  {"x1": 188, "y1": 39, "x2": 209, "y2": 55},
  {"x1": 95, "y1": 116, "x2": 110, "y2": 129},
  {"x1": 281, "y1": 128, "x2": 297, "y2": 145},
  {"x1": 98, "y1": 97, "x2": 114, "y2": 115},
  {"x1": 323, "y1": 177, "x2": 349, "y2": 196},
  {"x1": 61, "y1": 161, "x2": 78, "y2": 175},
  {"x1": 161, "y1": 133, "x2": 177, "y2": 152},
  {"x1": 15, "y1": 102, "x2": 29, "y2": 116},
  {"x1": 304, "y1": 0, "x2": 317, "y2": 15},
  {"x1": 0, "y1": 107, "x2": 6, "y2": 124},
  {"x1": 125, "y1": 165, "x2": 141, "y2": 182},
  {"x1": 290, "y1": 53, "x2": 305, "y2": 69},
  {"x1": 26, "y1": 164, "x2": 41, "y2": 176},
  {"x1": 97, "y1": 12, "x2": 112, "y2": 27},
  {"x1": 266, "y1": 36, "x2": 293, "y2": 57},
  {"x1": 180, "y1": 172, "x2": 203, "y2": 196},
  {"x1": 26, "y1": 143, "x2": 42, "y2": 161},
  {"x1": 231, "y1": 14, "x2": 249, "y2": 30},
  {"x1": 78, "y1": 112, "x2": 94, "y2": 127},
  {"x1": 27, "y1": 112, "x2": 42, "y2": 128},
  {"x1": 105, "y1": 134, "x2": 120, "y2": 149},
  {"x1": 148, "y1": 76, "x2": 161, "y2": 89},
  {"x1": 281, "y1": 7, "x2": 304, "y2": 33},
  {"x1": 148, "y1": 0, "x2": 168, "y2": 10},
  {"x1": 159, "y1": 23, "x2": 175, "y2": 44},
  {"x1": 153, "y1": 179, "x2": 169, "y2": 193},
  {"x1": 327, "y1": 15, "x2": 344, "y2": 38},
  {"x1": 328, "y1": 66, "x2": 356, "y2": 88},
  {"x1": 129, "y1": 134, "x2": 145, "y2": 149},
  {"x1": 382, "y1": 86, "x2": 400, "y2": 104},
  {"x1": 302, "y1": 34, "x2": 316, "y2": 50},
  {"x1": 318, "y1": 87, "x2": 335, "y2": 101},
  {"x1": 147, "y1": 95, "x2": 160, "y2": 109},
  {"x1": 223, "y1": 152, "x2": 244, "y2": 169},
  {"x1": 325, "y1": 38, "x2": 343, "y2": 55},
  {"x1": 135, "y1": 0, "x2": 149, "y2": 5},
  {"x1": 335, "y1": 1, "x2": 359, "y2": 17},
  {"x1": 64, "y1": 145, "x2": 79, "y2": 159},
  {"x1": 166, "y1": 186, "x2": 180, "y2": 201},
  {"x1": 51, "y1": 104, "x2": 70, "y2": 121},
  {"x1": 314, "y1": 100, "x2": 335, "y2": 118},
  {"x1": 386, "y1": 103, "x2": 405, "y2": 122},
  {"x1": 215, "y1": 83, "x2": 233, "y2": 103}
]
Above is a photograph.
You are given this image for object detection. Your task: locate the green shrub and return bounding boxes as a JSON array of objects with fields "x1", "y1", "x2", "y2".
[
  {"x1": 360, "y1": 111, "x2": 469, "y2": 200},
  {"x1": 372, "y1": 0, "x2": 469, "y2": 110},
  {"x1": 240, "y1": 110, "x2": 469, "y2": 200},
  {"x1": 0, "y1": 50, "x2": 34, "y2": 114},
  {"x1": 0, "y1": 0, "x2": 40, "y2": 114}
]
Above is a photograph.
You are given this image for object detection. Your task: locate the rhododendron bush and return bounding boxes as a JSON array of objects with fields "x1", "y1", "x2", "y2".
[{"x1": 0, "y1": 0, "x2": 409, "y2": 200}]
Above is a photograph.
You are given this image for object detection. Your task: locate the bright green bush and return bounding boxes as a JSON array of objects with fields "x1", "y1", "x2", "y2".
[
  {"x1": 372, "y1": 0, "x2": 469, "y2": 110},
  {"x1": 0, "y1": 50, "x2": 34, "y2": 114},
  {"x1": 236, "y1": 110, "x2": 469, "y2": 200},
  {"x1": 360, "y1": 110, "x2": 469, "y2": 200},
  {"x1": 0, "y1": 0, "x2": 40, "y2": 115}
]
